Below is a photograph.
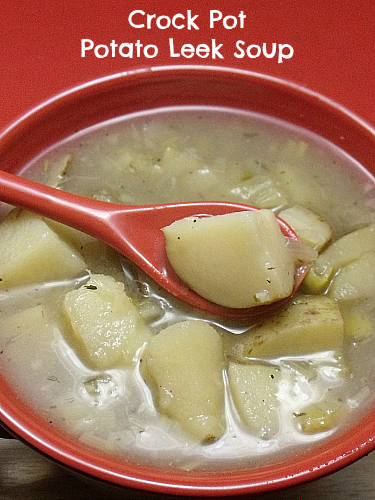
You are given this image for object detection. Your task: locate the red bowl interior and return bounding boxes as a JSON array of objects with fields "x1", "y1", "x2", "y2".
[{"x1": 0, "y1": 65, "x2": 374, "y2": 496}]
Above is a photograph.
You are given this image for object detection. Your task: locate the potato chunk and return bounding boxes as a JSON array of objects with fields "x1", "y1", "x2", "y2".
[
  {"x1": 225, "y1": 295, "x2": 344, "y2": 359},
  {"x1": 163, "y1": 209, "x2": 295, "y2": 308},
  {"x1": 310, "y1": 223, "x2": 375, "y2": 277},
  {"x1": 143, "y1": 320, "x2": 225, "y2": 443},
  {"x1": 339, "y1": 303, "x2": 374, "y2": 342},
  {"x1": 328, "y1": 252, "x2": 375, "y2": 302},
  {"x1": 228, "y1": 362, "x2": 281, "y2": 439},
  {"x1": 63, "y1": 274, "x2": 151, "y2": 369},
  {"x1": 0, "y1": 210, "x2": 86, "y2": 289},
  {"x1": 304, "y1": 224, "x2": 375, "y2": 295},
  {"x1": 278, "y1": 205, "x2": 332, "y2": 251}
]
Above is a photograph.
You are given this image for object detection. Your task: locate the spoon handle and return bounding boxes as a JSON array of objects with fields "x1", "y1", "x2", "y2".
[{"x1": 0, "y1": 169, "x2": 128, "y2": 236}]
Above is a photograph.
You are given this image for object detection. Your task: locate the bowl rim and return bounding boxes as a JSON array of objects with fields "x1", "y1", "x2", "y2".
[{"x1": 0, "y1": 64, "x2": 374, "y2": 496}]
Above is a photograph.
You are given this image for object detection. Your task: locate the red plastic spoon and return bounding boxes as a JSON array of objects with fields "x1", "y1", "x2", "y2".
[{"x1": 0, "y1": 169, "x2": 306, "y2": 319}]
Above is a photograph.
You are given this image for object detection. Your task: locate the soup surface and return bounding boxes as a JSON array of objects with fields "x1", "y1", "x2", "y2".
[{"x1": 0, "y1": 106, "x2": 375, "y2": 471}]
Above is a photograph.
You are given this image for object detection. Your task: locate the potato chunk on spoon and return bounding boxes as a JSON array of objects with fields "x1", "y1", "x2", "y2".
[{"x1": 0, "y1": 169, "x2": 308, "y2": 319}]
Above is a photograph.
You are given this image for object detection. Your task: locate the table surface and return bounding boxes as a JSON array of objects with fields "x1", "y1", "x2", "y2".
[
  {"x1": 1, "y1": 2, "x2": 374, "y2": 499},
  {"x1": 0, "y1": 435, "x2": 374, "y2": 500}
]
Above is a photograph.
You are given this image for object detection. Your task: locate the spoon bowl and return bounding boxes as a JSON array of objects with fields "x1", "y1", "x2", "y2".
[{"x1": 0, "y1": 168, "x2": 304, "y2": 318}]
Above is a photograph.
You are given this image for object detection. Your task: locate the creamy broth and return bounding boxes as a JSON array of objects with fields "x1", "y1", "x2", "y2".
[{"x1": 0, "y1": 106, "x2": 375, "y2": 471}]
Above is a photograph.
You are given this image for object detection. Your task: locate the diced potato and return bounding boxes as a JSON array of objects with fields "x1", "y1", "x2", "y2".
[
  {"x1": 310, "y1": 223, "x2": 375, "y2": 279},
  {"x1": 43, "y1": 218, "x2": 96, "y2": 250},
  {"x1": 63, "y1": 274, "x2": 151, "y2": 369},
  {"x1": 228, "y1": 362, "x2": 281, "y2": 439},
  {"x1": 143, "y1": 320, "x2": 225, "y2": 443},
  {"x1": 278, "y1": 205, "x2": 332, "y2": 251},
  {"x1": 339, "y1": 303, "x2": 374, "y2": 342},
  {"x1": 163, "y1": 209, "x2": 295, "y2": 308},
  {"x1": 225, "y1": 295, "x2": 344, "y2": 359},
  {"x1": 44, "y1": 232, "x2": 124, "y2": 284},
  {"x1": 328, "y1": 252, "x2": 375, "y2": 302},
  {"x1": 0, "y1": 210, "x2": 87, "y2": 290},
  {"x1": 293, "y1": 401, "x2": 344, "y2": 434},
  {"x1": 227, "y1": 174, "x2": 289, "y2": 210}
]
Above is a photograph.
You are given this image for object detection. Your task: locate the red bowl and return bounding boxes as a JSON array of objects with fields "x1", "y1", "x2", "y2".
[{"x1": 0, "y1": 65, "x2": 374, "y2": 496}]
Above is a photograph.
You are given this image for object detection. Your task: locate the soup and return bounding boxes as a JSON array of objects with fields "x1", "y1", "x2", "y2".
[{"x1": 0, "y1": 106, "x2": 374, "y2": 471}]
